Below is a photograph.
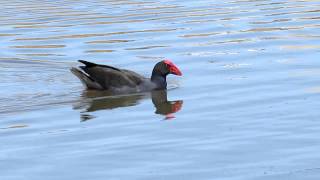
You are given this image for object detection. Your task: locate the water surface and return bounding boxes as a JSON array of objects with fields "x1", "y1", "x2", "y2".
[{"x1": 1, "y1": 0, "x2": 320, "y2": 179}]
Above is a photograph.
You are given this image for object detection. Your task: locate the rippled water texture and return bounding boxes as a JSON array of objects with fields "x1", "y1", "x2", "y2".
[{"x1": 1, "y1": 0, "x2": 320, "y2": 179}]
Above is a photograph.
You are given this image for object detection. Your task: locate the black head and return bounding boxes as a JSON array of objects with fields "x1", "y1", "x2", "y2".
[
  {"x1": 151, "y1": 60, "x2": 182, "y2": 78},
  {"x1": 151, "y1": 60, "x2": 182, "y2": 89}
]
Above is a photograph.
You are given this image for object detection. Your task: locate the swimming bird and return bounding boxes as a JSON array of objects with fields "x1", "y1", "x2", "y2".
[{"x1": 71, "y1": 60, "x2": 182, "y2": 93}]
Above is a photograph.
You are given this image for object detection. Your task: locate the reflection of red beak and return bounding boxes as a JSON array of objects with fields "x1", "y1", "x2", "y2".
[
  {"x1": 164, "y1": 101, "x2": 183, "y2": 120},
  {"x1": 165, "y1": 113, "x2": 175, "y2": 120},
  {"x1": 170, "y1": 65, "x2": 182, "y2": 76},
  {"x1": 171, "y1": 100, "x2": 183, "y2": 113}
]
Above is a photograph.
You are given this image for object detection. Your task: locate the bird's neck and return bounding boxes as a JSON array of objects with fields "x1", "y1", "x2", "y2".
[{"x1": 151, "y1": 73, "x2": 167, "y2": 89}]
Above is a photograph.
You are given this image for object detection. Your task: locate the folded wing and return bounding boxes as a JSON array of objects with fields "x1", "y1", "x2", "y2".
[{"x1": 75, "y1": 60, "x2": 145, "y2": 90}]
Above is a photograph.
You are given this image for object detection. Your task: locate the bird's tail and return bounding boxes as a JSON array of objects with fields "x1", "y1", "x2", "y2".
[
  {"x1": 70, "y1": 67, "x2": 103, "y2": 90},
  {"x1": 78, "y1": 60, "x2": 97, "y2": 67}
]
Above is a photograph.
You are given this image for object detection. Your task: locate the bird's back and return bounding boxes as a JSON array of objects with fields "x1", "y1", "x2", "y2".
[{"x1": 77, "y1": 60, "x2": 146, "y2": 91}]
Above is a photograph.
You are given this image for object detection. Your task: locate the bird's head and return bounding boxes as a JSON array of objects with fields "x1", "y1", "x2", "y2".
[{"x1": 152, "y1": 60, "x2": 182, "y2": 77}]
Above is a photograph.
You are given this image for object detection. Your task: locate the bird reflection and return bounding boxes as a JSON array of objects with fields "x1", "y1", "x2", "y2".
[
  {"x1": 73, "y1": 90, "x2": 183, "y2": 121},
  {"x1": 151, "y1": 90, "x2": 183, "y2": 120}
]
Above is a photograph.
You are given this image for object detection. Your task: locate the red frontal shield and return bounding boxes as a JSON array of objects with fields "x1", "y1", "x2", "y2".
[{"x1": 164, "y1": 60, "x2": 182, "y2": 76}]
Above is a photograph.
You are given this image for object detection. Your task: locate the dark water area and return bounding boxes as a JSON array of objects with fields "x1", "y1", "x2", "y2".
[{"x1": 1, "y1": 0, "x2": 320, "y2": 179}]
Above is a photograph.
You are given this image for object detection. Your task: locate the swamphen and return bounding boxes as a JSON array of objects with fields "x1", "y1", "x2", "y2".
[{"x1": 71, "y1": 60, "x2": 182, "y2": 93}]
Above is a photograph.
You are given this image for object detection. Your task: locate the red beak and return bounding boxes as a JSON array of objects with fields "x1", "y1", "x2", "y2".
[
  {"x1": 163, "y1": 59, "x2": 182, "y2": 76},
  {"x1": 169, "y1": 65, "x2": 182, "y2": 76}
]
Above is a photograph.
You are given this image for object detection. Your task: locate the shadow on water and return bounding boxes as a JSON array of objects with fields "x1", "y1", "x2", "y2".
[{"x1": 73, "y1": 90, "x2": 183, "y2": 121}]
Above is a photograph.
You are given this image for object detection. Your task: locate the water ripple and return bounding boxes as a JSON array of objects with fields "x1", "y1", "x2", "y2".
[{"x1": 1, "y1": 0, "x2": 320, "y2": 179}]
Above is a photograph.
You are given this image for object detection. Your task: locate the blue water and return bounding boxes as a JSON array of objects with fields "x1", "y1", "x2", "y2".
[{"x1": 1, "y1": 0, "x2": 320, "y2": 179}]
